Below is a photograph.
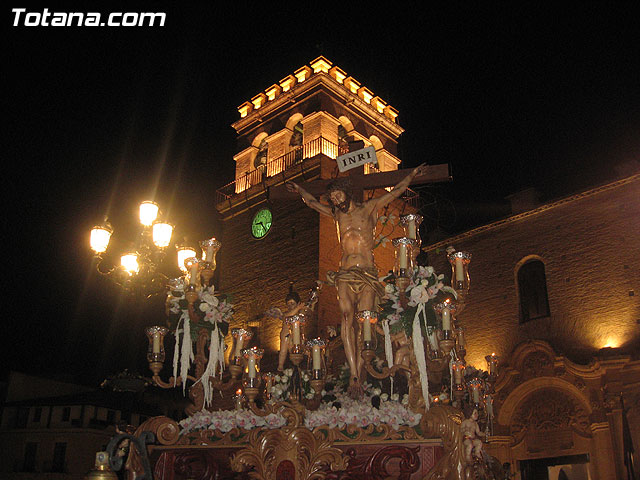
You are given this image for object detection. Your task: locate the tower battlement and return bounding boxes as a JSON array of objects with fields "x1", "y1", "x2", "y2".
[{"x1": 236, "y1": 56, "x2": 400, "y2": 128}]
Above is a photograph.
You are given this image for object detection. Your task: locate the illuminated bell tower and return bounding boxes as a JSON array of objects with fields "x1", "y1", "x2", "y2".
[{"x1": 215, "y1": 56, "x2": 413, "y2": 363}]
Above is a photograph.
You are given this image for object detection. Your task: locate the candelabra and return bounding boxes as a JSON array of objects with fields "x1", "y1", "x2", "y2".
[
  {"x1": 90, "y1": 201, "x2": 185, "y2": 297},
  {"x1": 360, "y1": 236, "x2": 500, "y2": 416},
  {"x1": 144, "y1": 236, "x2": 329, "y2": 415}
]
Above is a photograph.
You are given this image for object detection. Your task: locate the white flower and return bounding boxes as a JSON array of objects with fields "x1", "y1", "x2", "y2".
[
  {"x1": 285, "y1": 368, "x2": 294, "y2": 376},
  {"x1": 381, "y1": 393, "x2": 389, "y2": 401},
  {"x1": 384, "y1": 283, "x2": 395, "y2": 294},
  {"x1": 409, "y1": 285, "x2": 430, "y2": 304},
  {"x1": 199, "y1": 302, "x2": 211, "y2": 312},
  {"x1": 281, "y1": 375, "x2": 289, "y2": 383},
  {"x1": 201, "y1": 292, "x2": 218, "y2": 307},
  {"x1": 391, "y1": 393, "x2": 399, "y2": 402}
]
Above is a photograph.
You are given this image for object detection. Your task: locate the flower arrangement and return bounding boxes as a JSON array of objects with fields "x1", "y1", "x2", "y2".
[
  {"x1": 179, "y1": 408, "x2": 286, "y2": 434},
  {"x1": 378, "y1": 266, "x2": 457, "y2": 338},
  {"x1": 270, "y1": 368, "x2": 317, "y2": 401},
  {"x1": 305, "y1": 386, "x2": 420, "y2": 430},
  {"x1": 178, "y1": 381, "x2": 420, "y2": 435},
  {"x1": 167, "y1": 279, "x2": 233, "y2": 341}
]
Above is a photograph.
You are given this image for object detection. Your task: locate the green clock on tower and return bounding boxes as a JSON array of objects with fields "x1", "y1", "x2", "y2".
[{"x1": 251, "y1": 207, "x2": 272, "y2": 239}]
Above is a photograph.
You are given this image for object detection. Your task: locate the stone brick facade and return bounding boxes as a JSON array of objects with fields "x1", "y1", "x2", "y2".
[{"x1": 423, "y1": 174, "x2": 640, "y2": 369}]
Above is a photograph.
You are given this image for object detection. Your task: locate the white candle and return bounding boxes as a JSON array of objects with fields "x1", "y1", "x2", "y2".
[
  {"x1": 189, "y1": 264, "x2": 199, "y2": 285},
  {"x1": 455, "y1": 257, "x2": 464, "y2": 282},
  {"x1": 206, "y1": 245, "x2": 214, "y2": 261},
  {"x1": 235, "y1": 390, "x2": 243, "y2": 410},
  {"x1": 312, "y1": 345, "x2": 321, "y2": 370},
  {"x1": 398, "y1": 244, "x2": 408, "y2": 269},
  {"x1": 407, "y1": 219, "x2": 416, "y2": 239},
  {"x1": 486, "y1": 395, "x2": 494, "y2": 416},
  {"x1": 453, "y1": 366, "x2": 463, "y2": 385},
  {"x1": 292, "y1": 321, "x2": 301, "y2": 345},
  {"x1": 457, "y1": 329, "x2": 466, "y2": 348},
  {"x1": 441, "y1": 306, "x2": 451, "y2": 331},
  {"x1": 363, "y1": 317, "x2": 372, "y2": 341},
  {"x1": 234, "y1": 337, "x2": 244, "y2": 357},
  {"x1": 472, "y1": 387, "x2": 480, "y2": 404},
  {"x1": 428, "y1": 331, "x2": 439, "y2": 351},
  {"x1": 152, "y1": 333, "x2": 160, "y2": 354},
  {"x1": 248, "y1": 357, "x2": 256, "y2": 378}
]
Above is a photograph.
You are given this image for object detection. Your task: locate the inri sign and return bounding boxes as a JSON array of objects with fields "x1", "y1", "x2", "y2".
[{"x1": 336, "y1": 146, "x2": 377, "y2": 173}]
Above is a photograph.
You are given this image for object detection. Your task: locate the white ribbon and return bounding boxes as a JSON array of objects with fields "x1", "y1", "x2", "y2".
[
  {"x1": 180, "y1": 313, "x2": 193, "y2": 394},
  {"x1": 412, "y1": 303, "x2": 430, "y2": 410},
  {"x1": 172, "y1": 316, "x2": 183, "y2": 387},
  {"x1": 449, "y1": 350, "x2": 455, "y2": 400},
  {"x1": 197, "y1": 322, "x2": 219, "y2": 407},
  {"x1": 382, "y1": 319, "x2": 394, "y2": 397}
]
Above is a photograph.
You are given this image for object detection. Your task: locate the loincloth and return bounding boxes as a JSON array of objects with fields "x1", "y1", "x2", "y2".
[{"x1": 326, "y1": 266, "x2": 385, "y2": 300}]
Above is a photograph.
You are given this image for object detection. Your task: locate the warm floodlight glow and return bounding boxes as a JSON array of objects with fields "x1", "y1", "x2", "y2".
[
  {"x1": 152, "y1": 222, "x2": 173, "y2": 248},
  {"x1": 602, "y1": 337, "x2": 621, "y2": 349},
  {"x1": 177, "y1": 246, "x2": 196, "y2": 272},
  {"x1": 139, "y1": 201, "x2": 159, "y2": 226},
  {"x1": 121, "y1": 253, "x2": 139, "y2": 274},
  {"x1": 90, "y1": 222, "x2": 112, "y2": 253}
]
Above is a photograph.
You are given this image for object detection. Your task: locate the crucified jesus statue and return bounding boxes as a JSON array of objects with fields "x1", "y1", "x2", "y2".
[{"x1": 287, "y1": 163, "x2": 427, "y2": 398}]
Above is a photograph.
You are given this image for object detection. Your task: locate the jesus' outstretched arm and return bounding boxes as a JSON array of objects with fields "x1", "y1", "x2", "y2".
[
  {"x1": 369, "y1": 163, "x2": 427, "y2": 211},
  {"x1": 286, "y1": 181, "x2": 332, "y2": 217}
]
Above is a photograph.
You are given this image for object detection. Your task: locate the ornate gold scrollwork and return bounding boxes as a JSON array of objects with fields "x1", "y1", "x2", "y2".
[{"x1": 230, "y1": 425, "x2": 348, "y2": 480}]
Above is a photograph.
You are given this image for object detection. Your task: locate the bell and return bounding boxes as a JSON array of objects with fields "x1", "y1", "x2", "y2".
[{"x1": 84, "y1": 451, "x2": 118, "y2": 480}]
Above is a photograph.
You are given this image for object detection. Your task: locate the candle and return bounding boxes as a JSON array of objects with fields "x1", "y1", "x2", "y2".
[
  {"x1": 455, "y1": 256, "x2": 464, "y2": 282},
  {"x1": 152, "y1": 333, "x2": 160, "y2": 354},
  {"x1": 312, "y1": 345, "x2": 322, "y2": 370},
  {"x1": 248, "y1": 357, "x2": 256, "y2": 379},
  {"x1": 453, "y1": 366, "x2": 463, "y2": 385},
  {"x1": 363, "y1": 316, "x2": 372, "y2": 341},
  {"x1": 407, "y1": 219, "x2": 416, "y2": 239},
  {"x1": 292, "y1": 320, "x2": 301, "y2": 345},
  {"x1": 428, "y1": 331, "x2": 439, "y2": 352},
  {"x1": 472, "y1": 387, "x2": 480, "y2": 404},
  {"x1": 235, "y1": 389, "x2": 243, "y2": 410},
  {"x1": 441, "y1": 306, "x2": 451, "y2": 331},
  {"x1": 206, "y1": 245, "x2": 214, "y2": 261},
  {"x1": 398, "y1": 244, "x2": 408, "y2": 269},
  {"x1": 234, "y1": 337, "x2": 245, "y2": 358},
  {"x1": 189, "y1": 263, "x2": 199, "y2": 285},
  {"x1": 486, "y1": 395, "x2": 494, "y2": 416},
  {"x1": 456, "y1": 328, "x2": 466, "y2": 348}
]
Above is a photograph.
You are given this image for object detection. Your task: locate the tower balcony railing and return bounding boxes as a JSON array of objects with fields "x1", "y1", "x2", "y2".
[
  {"x1": 216, "y1": 137, "x2": 338, "y2": 205},
  {"x1": 215, "y1": 136, "x2": 419, "y2": 209}
]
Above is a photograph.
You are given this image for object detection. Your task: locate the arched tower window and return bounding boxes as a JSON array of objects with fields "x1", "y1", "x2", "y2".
[
  {"x1": 290, "y1": 121, "x2": 303, "y2": 161},
  {"x1": 254, "y1": 138, "x2": 268, "y2": 169},
  {"x1": 290, "y1": 121, "x2": 303, "y2": 147},
  {"x1": 517, "y1": 259, "x2": 550, "y2": 323}
]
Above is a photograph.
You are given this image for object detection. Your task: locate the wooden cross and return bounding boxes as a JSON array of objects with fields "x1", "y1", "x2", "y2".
[{"x1": 269, "y1": 161, "x2": 451, "y2": 202}]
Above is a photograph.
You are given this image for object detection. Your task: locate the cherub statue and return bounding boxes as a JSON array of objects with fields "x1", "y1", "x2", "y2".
[
  {"x1": 461, "y1": 405, "x2": 484, "y2": 462},
  {"x1": 277, "y1": 283, "x2": 320, "y2": 371}
]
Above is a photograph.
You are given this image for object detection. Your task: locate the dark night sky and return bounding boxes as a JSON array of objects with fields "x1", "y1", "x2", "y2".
[{"x1": 3, "y1": 3, "x2": 639, "y2": 387}]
